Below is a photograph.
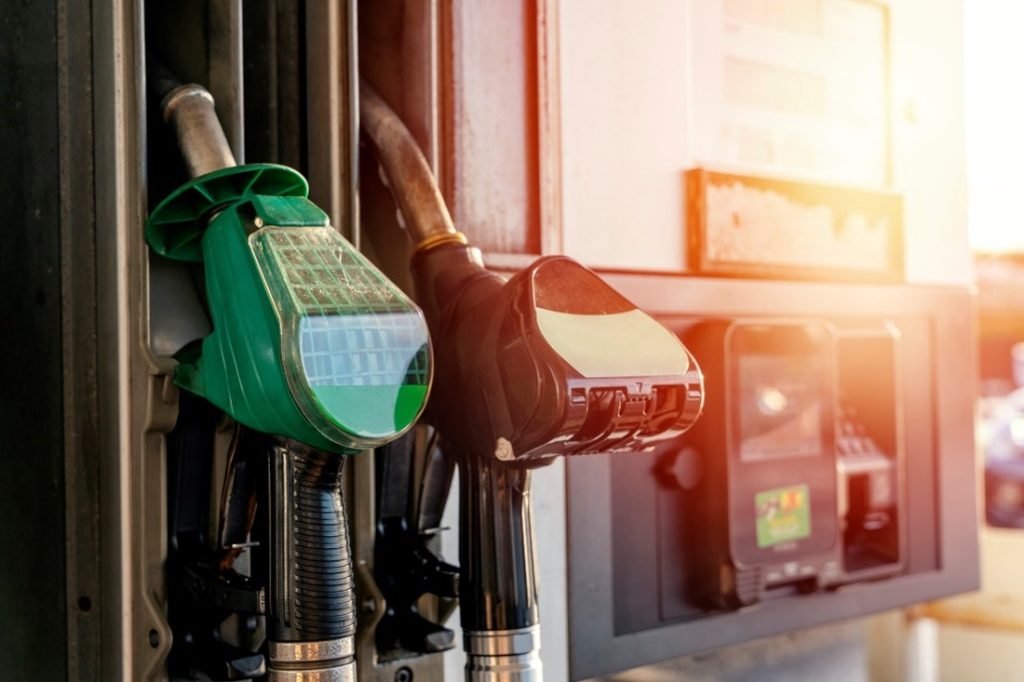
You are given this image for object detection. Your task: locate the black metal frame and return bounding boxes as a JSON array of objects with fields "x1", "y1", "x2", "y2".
[
  {"x1": 566, "y1": 273, "x2": 979, "y2": 681},
  {"x1": 1, "y1": 0, "x2": 71, "y2": 679}
]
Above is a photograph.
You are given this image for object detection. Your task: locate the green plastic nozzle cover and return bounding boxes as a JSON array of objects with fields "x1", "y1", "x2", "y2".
[{"x1": 146, "y1": 164, "x2": 432, "y2": 452}]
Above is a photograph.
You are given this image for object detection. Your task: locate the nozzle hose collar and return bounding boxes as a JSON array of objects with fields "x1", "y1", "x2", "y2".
[
  {"x1": 415, "y1": 230, "x2": 469, "y2": 255},
  {"x1": 464, "y1": 627, "x2": 544, "y2": 682}
]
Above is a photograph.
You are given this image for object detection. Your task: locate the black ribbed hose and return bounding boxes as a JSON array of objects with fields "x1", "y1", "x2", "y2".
[{"x1": 265, "y1": 439, "x2": 356, "y2": 679}]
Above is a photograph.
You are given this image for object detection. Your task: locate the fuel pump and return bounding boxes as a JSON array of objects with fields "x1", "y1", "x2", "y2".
[
  {"x1": 147, "y1": 65, "x2": 432, "y2": 681},
  {"x1": 359, "y1": 82, "x2": 705, "y2": 681}
]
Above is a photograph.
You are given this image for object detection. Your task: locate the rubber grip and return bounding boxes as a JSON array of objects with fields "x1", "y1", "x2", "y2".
[
  {"x1": 459, "y1": 455, "x2": 539, "y2": 632},
  {"x1": 268, "y1": 440, "x2": 356, "y2": 641}
]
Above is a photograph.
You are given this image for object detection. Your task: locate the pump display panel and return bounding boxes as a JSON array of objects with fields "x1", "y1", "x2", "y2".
[{"x1": 564, "y1": 279, "x2": 978, "y2": 681}]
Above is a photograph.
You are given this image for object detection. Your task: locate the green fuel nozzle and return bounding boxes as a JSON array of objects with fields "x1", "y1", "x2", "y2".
[
  {"x1": 147, "y1": 83, "x2": 432, "y2": 453},
  {"x1": 147, "y1": 72, "x2": 432, "y2": 681}
]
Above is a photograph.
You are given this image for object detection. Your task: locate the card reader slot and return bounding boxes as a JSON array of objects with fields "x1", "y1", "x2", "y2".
[{"x1": 835, "y1": 328, "x2": 904, "y2": 581}]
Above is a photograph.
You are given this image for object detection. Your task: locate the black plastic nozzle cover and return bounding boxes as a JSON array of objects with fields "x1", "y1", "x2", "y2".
[
  {"x1": 361, "y1": 77, "x2": 703, "y2": 638},
  {"x1": 411, "y1": 242, "x2": 704, "y2": 468},
  {"x1": 411, "y1": 240, "x2": 703, "y2": 632}
]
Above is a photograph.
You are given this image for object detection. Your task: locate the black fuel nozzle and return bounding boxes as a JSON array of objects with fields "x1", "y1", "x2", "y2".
[
  {"x1": 360, "y1": 79, "x2": 704, "y2": 680},
  {"x1": 411, "y1": 243, "x2": 704, "y2": 466},
  {"x1": 360, "y1": 82, "x2": 702, "y2": 466}
]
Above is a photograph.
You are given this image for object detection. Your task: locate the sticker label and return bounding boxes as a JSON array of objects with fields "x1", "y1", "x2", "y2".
[{"x1": 755, "y1": 484, "x2": 811, "y2": 548}]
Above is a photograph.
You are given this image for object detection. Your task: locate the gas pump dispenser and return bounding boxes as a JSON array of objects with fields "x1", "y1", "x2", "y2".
[
  {"x1": 359, "y1": 82, "x2": 705, "y2": 680},
  {"x1": 147, "y1": 65, "x2": 432, "y2": 681}
]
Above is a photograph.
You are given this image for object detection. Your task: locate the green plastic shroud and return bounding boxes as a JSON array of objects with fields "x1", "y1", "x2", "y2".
[{"x1": 147, "y1": 164, "x2": 432, "y2": 453}]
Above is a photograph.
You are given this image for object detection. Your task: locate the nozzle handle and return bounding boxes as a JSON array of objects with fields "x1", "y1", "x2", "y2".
[
  {"x1": 265, "y1": 440, "x2": 356, "y2": 679},
  {"x1": 162, "y1": 84, "x2": 237, "y2": 178},
  {"x1": 459, "y1": 455, "x2": 539, "y2": 631},
  {"x1": 459, "y1": 454, "x2": 544, "y2": 680}
]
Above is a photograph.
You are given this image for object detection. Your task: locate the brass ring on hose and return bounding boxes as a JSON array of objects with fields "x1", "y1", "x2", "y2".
[{"x1": 414, "y1": 231, "x2": 468, "y2": 254}]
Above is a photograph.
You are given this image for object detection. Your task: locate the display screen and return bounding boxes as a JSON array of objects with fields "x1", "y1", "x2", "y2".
[
  {"x1": 755, "y1": 484, "x2": 812, "y2": 548},
  {"x1": 689, "y1": 0, "x2": 889, "y2": 187},
  {"x1": 738, "y1": 354, "x2": 824, "y2": 461}
]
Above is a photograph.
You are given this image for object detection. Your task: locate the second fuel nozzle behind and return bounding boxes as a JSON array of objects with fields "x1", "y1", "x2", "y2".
[
  {"x1": 359, "y1": 81, "x2": 703, "y2": 468},
  {"x1": 411, "y1": 243, "x2": 704, "y2": 466},
  {"x1": 360, "y1": 77, "x2": 704, "y2": 682}
]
